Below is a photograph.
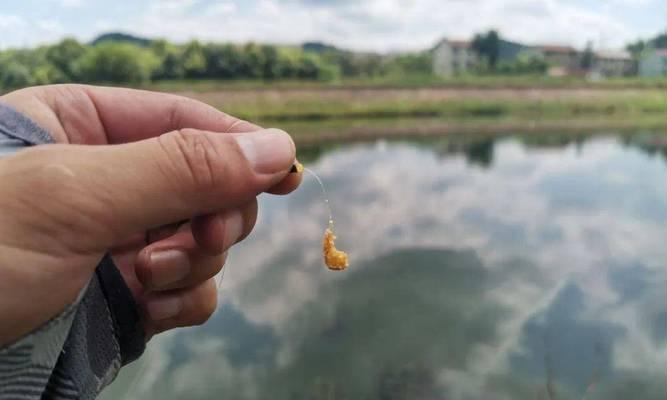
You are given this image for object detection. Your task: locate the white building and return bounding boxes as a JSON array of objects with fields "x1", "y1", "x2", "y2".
[
  {"x1": 432, "y1": 39, "x2": 477, "y2": 77},
  {"x1": 639, "y1": 48, "x2": 667, "y2": 77},
  {"x1": 590, "y1": 50, "x2": 635, "y2": 78}
]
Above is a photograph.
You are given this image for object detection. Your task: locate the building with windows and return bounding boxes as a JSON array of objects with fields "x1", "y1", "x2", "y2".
[
  {"x1": 432, "y1": 39, "x2": 477, "y2": 77},
  {"x1": 590, "y1": 50, "x2": 635, "y2": 78}
]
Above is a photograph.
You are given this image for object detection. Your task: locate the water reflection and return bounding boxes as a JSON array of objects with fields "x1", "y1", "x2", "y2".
[{"x1": 104, "y1": 131, "x2": 667, "y2": 400}]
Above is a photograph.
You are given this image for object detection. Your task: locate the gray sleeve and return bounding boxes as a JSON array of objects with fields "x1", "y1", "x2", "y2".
[{"x1": 0, "y1": 102, "x2": 145, "y2": 400}]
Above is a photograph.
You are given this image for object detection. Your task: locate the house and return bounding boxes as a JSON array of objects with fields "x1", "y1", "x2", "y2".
[
  {"x1": 432, "y1": 39, "x2": 477, "y2": 77},
  {"x1": 639, "y1": 48, "x2": 667, "y2": 77},
  {"x1": 590, "y1": 50, "x2": 635, "y2": 78},
  {"x1": 534, "y1": 45, "x2": 580, "y2": 76}
]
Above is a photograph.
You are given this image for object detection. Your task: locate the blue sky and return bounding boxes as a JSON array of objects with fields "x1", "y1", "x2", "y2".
[{"x1": 0, "y1": 0, "x2": 664, "y2": 51}]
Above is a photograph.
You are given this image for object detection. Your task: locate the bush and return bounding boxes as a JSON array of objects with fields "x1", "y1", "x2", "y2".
[
  {"x1": 76, "y1": 43, "x2": 159, "y2": 84},
  {"x1": 1, "y1": 62, "x2": 35, "y2": 89}
]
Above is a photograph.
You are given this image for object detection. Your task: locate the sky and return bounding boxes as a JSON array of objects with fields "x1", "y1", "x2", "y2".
[{"x1": 0, "y1": 0, "x2": 665, "y2": 52}]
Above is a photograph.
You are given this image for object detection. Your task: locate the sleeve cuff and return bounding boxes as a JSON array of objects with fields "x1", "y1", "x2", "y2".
[{"x1": 95, "y1": 254, "x2": 145, "y2": 365}]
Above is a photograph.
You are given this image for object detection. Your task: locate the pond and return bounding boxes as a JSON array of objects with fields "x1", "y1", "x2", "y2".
[{"x1": 103, "y1": 131, "x2": 667, "y2": 400}]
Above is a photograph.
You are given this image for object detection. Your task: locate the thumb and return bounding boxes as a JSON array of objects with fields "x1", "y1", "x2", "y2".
[
  {"x1": 90, "y1": 128, "x2": 296, "y2": 246},
  {"x1": 5, "y1": 128, "x2": 295, "y2": 252}
]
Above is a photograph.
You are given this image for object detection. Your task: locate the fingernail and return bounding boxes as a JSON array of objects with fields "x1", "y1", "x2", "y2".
[
  {"x1": 149, "y1": 250, "x2": 191, "y2": 288},
  {"x1": 222, "y1": 210, "x2": 244, "y2": 250},
  {"x1": 146, "y1": 296, "x2": 183, "y2": 321},
  {"x1": 235, "y1": 129, "x2": 295, "y2": 174},
  {"x1": 290, "y1": 161, "x2": 304, "y2": 174}
]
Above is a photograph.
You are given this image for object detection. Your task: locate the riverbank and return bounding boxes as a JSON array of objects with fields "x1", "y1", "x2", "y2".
[
  {"x1": 146, "y1": 76, "x2": 667, "y2": 92},
  {"x1": 279, "y1": 116, "x2": 667, "y2": 146},
  {"x1": 169, "y1": 85, "x2": 667, "y2": 143}
]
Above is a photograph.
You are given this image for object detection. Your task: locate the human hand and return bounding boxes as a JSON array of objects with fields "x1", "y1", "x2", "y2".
[{"x1": 0, "y1": 84, "x2": 301, "y2": 344}]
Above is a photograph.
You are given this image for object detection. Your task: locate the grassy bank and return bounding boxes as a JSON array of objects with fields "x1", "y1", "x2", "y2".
[
  {"x1": 280, "y1": 116, "x2": 667, "y2": 145},
  {"x1": 163, "y1": 84, "x2": 667, "y2": 143},
  {"x1": 179, "y1": 86, "x2": 667, "y2": 126},
  {"x1": 145, "y1": 76, "x2": 667, "y2": 92}
]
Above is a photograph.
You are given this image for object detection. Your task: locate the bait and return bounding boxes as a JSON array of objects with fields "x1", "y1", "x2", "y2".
[{"x1": 292, "y1": 161, "x2": 349, "y2": 271}]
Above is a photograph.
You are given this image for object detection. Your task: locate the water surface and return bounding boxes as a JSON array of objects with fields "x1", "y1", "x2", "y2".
[{"x1": 104, "y1": 132, "x2": 667, "y2": 400}]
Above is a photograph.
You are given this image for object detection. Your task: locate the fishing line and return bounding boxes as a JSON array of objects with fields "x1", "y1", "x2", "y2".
[
  {"x1": 304, "y1": 167, "x2": 335, "y2": 229},
  {"x1": 301, "y1": 165, "x2": 349, "y2": 270}
]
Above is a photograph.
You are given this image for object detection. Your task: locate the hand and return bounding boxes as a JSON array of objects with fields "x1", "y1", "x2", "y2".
[{"x1": 0, "y1": 84, "x2": 302, "y2": 344}]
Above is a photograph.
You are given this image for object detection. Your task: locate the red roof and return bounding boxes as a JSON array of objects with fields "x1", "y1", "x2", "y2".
[{"x1": 448, "y1": 40, "x2": 472, "y2": 49}]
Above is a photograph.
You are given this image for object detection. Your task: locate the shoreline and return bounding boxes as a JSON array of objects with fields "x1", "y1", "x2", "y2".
[{"x1": 291, "y1": 118, "x2": 667, "y2": 146}]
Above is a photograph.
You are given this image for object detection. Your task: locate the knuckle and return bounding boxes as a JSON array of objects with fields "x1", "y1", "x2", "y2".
[
  {"x1": 162, "y1": 129, "x2": 228, "y2": 192},
  {"x1": 167, "y1": 97, "x2": 197, "y2": 128}
]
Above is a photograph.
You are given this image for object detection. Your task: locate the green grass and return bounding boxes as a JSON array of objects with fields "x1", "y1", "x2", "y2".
[
  {"x1": 210, "y1": 94, "x2": 667, "y2": 125},
  {"x1": 143, "y1": 75, "x2": 667, "y2": 93}
]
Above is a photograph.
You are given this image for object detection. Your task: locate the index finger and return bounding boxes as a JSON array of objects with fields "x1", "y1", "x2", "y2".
[{"x1": 82, "y1": 85, "x2": 261, "y2": 143}]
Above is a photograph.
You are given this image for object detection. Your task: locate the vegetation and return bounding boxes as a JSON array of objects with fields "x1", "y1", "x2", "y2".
[
  {"x1": 627, "y1": 30, "x2": 667, "y2": 58},
  {"x1": 472, "y1": 30, "x2": 501, "y2": 69},
  {"x1": 0, "y1": 34, "x2": 432, "y2": 92},
  {"x1": 1, "y1": 29, "x2": 666, "y2": 93},
  {"x1": 192, "y1": 89, "x2": 667, "y2": 123}
]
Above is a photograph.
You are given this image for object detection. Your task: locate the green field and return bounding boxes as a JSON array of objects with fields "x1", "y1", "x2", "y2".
[
  {"x1": 143, "y1": 75, "x2": 667, "y2": 92},
  {"x1": 149, "y1": 81, "x2": 667, "y2": 143}
]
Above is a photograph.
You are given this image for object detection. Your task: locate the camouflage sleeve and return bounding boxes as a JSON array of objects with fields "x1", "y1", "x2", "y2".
[{"x1": 0, "y1": 102, "x2": 145, "y2": 400}]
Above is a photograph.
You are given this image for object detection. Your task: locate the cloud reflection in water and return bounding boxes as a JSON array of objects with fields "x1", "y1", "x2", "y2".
[{"x1": 106, "y1": 134, "x2": 667, "y2": 400}]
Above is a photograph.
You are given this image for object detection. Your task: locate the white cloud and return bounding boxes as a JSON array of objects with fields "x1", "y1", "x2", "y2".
[
  {"x1": 118, "y1": 0, "x2": 642, "y2": 52},
  {"x1": 205, "y1": 2, "x2": 237, "y2": 15},
  {"x1": 37, "y1": 19, "x2": 65, "y2": 33},
  {"x1": 1, "y1": 0, "x2": 660, "y2": 51},
  {"x1": 60, "y1": 0, "x2": 85, "y2": 7},
  {"x1": 0, "y1": 14, "x2": 26, "y2": 29}
]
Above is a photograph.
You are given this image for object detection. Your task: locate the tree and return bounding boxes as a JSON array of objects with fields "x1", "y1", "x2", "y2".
[
  {"x1": 626, "y1": 40, "x2": 646, "y2": 58},
  {"x1": 626, "y1": 31, "x2": 667, "y2": 58},
  {"x1": 260, "y1": 45, "x2": 279, "y2": 79},
  {"x1": 45, "y1": 38, "x2": 87, "y2": 82},
  {"x1": 580, "y1": 40, "x2": 594, "y2": 69},
  {"x1": 0, "y1": 62, "x2": 34, "y2": 89},
  {"x1": 76, "y1": 42, "x2": 159, "y2": 84},
  {"x1": 472, "y1": 30, "x2": 501, "y2": 69},
  {"x1": 653, "y1": 31, "x2": 667, "y2": 48},
  {"x1": 151, "y1": 39, "x2": 184, "y2": 79},
  {"x1": 181, "y1": 40, "x2": 207, "y2": 78},
  {"x1": 497, "y1": 53, "x2": 548, "y2": 75},
  {"x1": 240, "y1": 43, "x2": 266, "y2": 79},
  {"x1": 203, "y1": 43, "x2": 243, "y2": 79},
  {"x1": 385, "y1": 52, "x2": 433, "y2": 76}
]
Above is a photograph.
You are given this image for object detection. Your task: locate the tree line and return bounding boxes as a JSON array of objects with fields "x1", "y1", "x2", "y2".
[
  {"x1": 1, "y1": 29, "x2": 664, "y2": 91},
  {"x1": 0, "y1": 35, "x2": 433, "y2": 91}
]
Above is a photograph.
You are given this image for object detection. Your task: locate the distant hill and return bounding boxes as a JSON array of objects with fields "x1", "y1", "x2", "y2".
[
  {"x1": 91, "y1": 32, "x2": 153, "y2": 47},
  {"x1": 302, "y1": 42, "x2": 339, "y2": 53}
]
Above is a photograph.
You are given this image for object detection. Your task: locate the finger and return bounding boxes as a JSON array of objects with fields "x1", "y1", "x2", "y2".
[
  {"x1": 146, "y1": 221, "x2": 187, "y2": 244},
  {"x1": 5, "y1": 85, "x2": 262, "y2": 145},
  {"x1": 136, "y1": 205, "x2": 257, "y2": 290},
  {"x1": 83, "y1": 86, "x2": 263, "y2": 142},
  {"x1": 191, "y1": 199, "x2": 258, "y2": 255},
  {"x1": 143, "y1": 278, "x2": 218, "y2": 337}
]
